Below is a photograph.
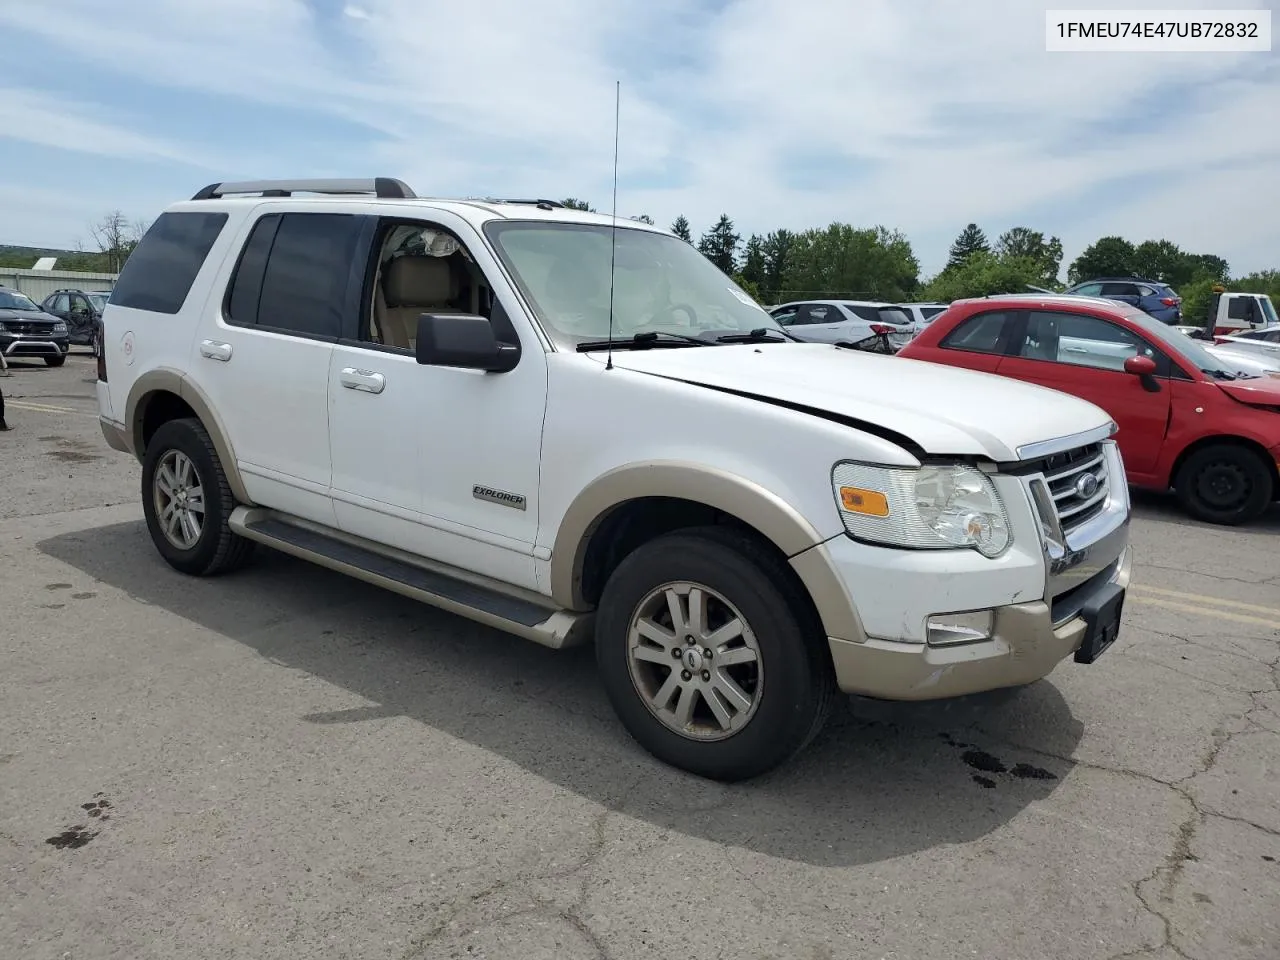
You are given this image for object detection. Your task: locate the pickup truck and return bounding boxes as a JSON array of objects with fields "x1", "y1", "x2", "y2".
[{"x1": 97, "y1": 179, "x2": 1133, "y2": 780}]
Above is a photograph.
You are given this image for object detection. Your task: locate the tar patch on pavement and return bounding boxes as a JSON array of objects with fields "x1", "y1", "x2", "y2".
[
  {"x1": 45, "y1": 794, "x2": 112, "y2": 849},
  {"x1": 938, "y1": 732, "x2": 1060, "y2": 789}
]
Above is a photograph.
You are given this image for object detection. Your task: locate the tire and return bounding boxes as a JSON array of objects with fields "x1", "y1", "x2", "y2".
[
  {"x1": 45, "y1": 356, "x2": 66, "y2": 367},
  {"x1": 595, "y1": 526, "x2": 836, "y2": 781},
  {"x1": 1174, "y1": 443, "x2": 1273, "y2": 526},
  {"x1": 141, "y1": 417, "x2": 255, "y2": 576}
]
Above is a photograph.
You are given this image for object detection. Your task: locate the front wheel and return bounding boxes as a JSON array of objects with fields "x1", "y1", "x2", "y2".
[
  {"x1": 45, "y1": 355, "x2": 66, "y2": 368},
  {"x1": 595, "y1": 527, "x2": 835, "y2": 781},
  {"x1": 1175, "y1": 443, "x2": 1273, "y2": 525},
  {"x1": 141, "y1": 417, "x2": 255, "y2": 576}
]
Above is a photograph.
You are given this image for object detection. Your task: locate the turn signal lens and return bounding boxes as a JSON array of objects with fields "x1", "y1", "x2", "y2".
[{"x1": 839, "y1": 486, "x2": 890, "y2": 517}]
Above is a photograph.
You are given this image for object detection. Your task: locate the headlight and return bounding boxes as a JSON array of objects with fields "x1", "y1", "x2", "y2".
[
  {"x1": 832, "y1": 461, "x2": 1011, "y2": 557},
  {"x1": 52, "y1": 321, "x2": 68, "y2": 334},
  {"x1": 0, "y1": 321, "x2": 8, "y2": 333}
]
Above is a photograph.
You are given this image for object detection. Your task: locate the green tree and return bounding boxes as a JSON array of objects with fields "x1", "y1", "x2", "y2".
[
  {"x1": 1067, "y1": 236, "x2": 1135, "y2": 283},
  {"x1": 88, "y1": 210, "x2": 148, "y2": 273},
  {"x1": 994, "y1": 227, "x2": 1063, "y2": 286},
  {"x1": 698, "y1": 214, "x2": 741, "y2": 274},
  {"x1": 670, "y1": 215, "x2": 693, "y2": 242},
  {"x1": 1187, "y1": 253, "x2": 1229, "y2": 284},
  {"x1": 782, "y1": 224, "x2": 920, "y2": 301},
  {"x1": 1130, "y1": 239, "x2": 1187, "y2": 284},
  {"x1": 633, "y1": 214, "x2": 654, "y2": 225},
  {"x1": 946, "y1": 223, "x2": 989, "y2": 271},
  {"x1": 561, "y1": 198, "x2": 594, "y2": 212},
  {"x1": 760, "y1": 229, "x2": 793, "y2": 300},
  {"x1": 740, "y1": 234, "x2": 766, "y2": 287},
  {"x1": 925, "y1": 251, "x2": 1045, "y2": 302}
]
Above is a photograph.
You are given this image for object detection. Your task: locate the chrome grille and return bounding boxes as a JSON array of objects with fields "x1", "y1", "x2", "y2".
[
  {"x1": 1012, "y1": 442, "x2": 1110, "y2": 533},
  {"x1": 3, "y1": 321, "x2": 55, "y2": 335}
]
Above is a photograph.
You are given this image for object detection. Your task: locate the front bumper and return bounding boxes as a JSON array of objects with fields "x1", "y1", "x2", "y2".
[
  {"x1": 826, "y1": 548, "x2": 1130, "y2": 699},
  {"x1": 1, "y1": 333, "x2": 69, "y2": 358},
  {"x1": 789, "y1": 437, "x2": 1131, "y2": 700}
]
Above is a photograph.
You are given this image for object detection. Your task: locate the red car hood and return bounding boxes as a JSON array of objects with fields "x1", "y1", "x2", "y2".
[{"x1": 1217, "y1": 375, "x2": 1280, "y2": 406}]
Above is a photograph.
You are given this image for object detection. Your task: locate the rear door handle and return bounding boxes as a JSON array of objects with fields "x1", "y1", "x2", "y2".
[
  {"x1": 200, "y1": 340, "x2": 232, "y2": 361},
  {"x1": 340, "y1": 367, "x2": 386, "y2": 394}
]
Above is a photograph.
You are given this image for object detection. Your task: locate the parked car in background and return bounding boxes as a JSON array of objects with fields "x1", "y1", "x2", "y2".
[
  {"x1": 1065, "y1": 277, "x2": 1182, "y2": 324},
  {"x1": 899, "y1": 293, "x2": 1280, "y2": 525},
  {"x1": 0, "y1": 285, "x2": 70, "y2": 366},
  {"x1": 896, "y1": 302, "x2": 950, "y2": 330},
  {"x1": 40, "y1": 288, "x2": 110, "y2": 356},
  {"x1": 1212, "y1": 324, "x2": 1280, "y2": 358},
  {"x1": 769, "y1": 300, "x2": 915, "y2": 348}
]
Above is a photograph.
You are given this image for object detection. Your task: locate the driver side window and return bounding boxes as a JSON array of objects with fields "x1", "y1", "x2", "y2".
[{"x1": 362, "y1": 219, "x2": 511, "y2": 353}]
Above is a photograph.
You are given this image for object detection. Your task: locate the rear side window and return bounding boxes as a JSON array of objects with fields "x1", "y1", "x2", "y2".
[
  {"x1": 225, "y1": 212, "x2": 363, "y2": 339},
  {"x1": 110, "y1": 211, "x2": 228, "y2": 314},
  {"x1": 1227, "y1": 297, "x2": 1254, "y2": 320},
  {"x1": 920, "y1": 306, "x2": 946, "y2": 320},
  {"x1": 940, "y1": 311, "x2": 1012, "y2": 354}
]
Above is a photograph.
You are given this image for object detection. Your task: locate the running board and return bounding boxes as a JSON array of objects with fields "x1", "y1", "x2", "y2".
[{"x1": 229, "y1": 507, "x2": 592, "y2": 649}]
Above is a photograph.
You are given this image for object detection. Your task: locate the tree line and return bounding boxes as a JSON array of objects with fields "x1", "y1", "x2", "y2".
[
  {"x1": 561, "y1": 199, "x2": 1279, "y2": 322},
  {"x1": 6, "y1": 204, "x2": 1275, "y2": 328},
  {"x1": 0, "y1": 210, "x2": 149, "y2": 274}
]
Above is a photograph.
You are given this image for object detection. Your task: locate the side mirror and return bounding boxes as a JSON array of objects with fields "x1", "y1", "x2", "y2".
[
  {"x1": 1123, "y1": 355, "x2": 1157, "y2": 376},
  {"x1": 415, "y1": 314, "x2": 518, "y2": 373}
]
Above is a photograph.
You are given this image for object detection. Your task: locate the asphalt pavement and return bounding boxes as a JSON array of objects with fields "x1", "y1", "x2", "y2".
[{"x1": 2, "y1": 353, "x2": 1278, "y2": 960}]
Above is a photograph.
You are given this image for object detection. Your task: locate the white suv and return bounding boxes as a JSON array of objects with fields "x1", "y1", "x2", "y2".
[{"x1": 97, "y1": 179, "x2": 1131, "y2": 780}]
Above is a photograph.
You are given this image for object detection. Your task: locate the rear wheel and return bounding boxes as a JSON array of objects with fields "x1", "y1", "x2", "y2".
[
  {"x1": 141, "y1": 418, "x2": 255, "y2": 576},
  {"x1": 595, "y1": 527, "x2": 836, "y2": 781},
  {"x1": 1175, "y1": 443, "x2": 1273, "y2": 525}
]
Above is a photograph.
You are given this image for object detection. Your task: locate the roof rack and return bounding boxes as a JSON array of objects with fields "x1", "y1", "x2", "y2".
[
  {"x1": 190, "y1": 178, "x2": 416, "y2": 201},
  {"x1": 476, "y1": 198, "x2": 566, "y2": 210}
]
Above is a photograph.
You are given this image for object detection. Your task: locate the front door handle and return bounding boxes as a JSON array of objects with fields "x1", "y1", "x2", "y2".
[
  {"x1": 340, "y1": 367, "x2": 386, "y2": 394},
  {"x1": 200, "y1": 340, "x2": 233, "y2": 361}
]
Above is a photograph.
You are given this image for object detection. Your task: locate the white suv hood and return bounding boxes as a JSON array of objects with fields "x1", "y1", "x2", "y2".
[{"x1": 603, "y1": 343, "x2": 1113, "y2": 462}]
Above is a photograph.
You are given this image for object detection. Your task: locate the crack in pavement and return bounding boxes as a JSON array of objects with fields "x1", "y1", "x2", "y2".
[
  {"x1": 1135, "y1": 562, "x2": 1277, "y2": 587},
  {"x1": 399, "y1": 782, "x2": 628, "y2": 960}
]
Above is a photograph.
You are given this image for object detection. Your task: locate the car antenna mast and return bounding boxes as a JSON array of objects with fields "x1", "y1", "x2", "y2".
[{"x1": 606, "y1": 80, "x2": 620, "y2": 371}]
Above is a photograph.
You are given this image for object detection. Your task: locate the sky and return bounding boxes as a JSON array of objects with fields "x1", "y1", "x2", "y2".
[{"x1": 0, "y1": 0, "x2": 1277, "y2": 280}]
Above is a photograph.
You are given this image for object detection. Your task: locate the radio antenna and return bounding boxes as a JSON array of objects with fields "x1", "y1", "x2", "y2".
[{"x1": 605, "y1": 79, "x2": 620, "y2": 371}]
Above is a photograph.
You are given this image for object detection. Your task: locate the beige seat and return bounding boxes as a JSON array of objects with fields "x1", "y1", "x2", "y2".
[{"x1": 377, "y1": 256, "x2": 470, "y2": 349}]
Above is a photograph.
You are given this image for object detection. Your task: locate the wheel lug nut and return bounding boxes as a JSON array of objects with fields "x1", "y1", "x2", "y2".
[
  {"x1": 671, "y1": 648, "x2": 682, "y2": 659},
  {"x1": 685, "y1": 637, "x2": 695, "y2": 646},
  {"x1": 703, "y1": 648, "x2": 713, "y2": 659},
  {"x1": 680, "y1": 670, "x2": 692, "y2": 681},
  {"x1": 701, "y1": 670, "x2": 711, "y2": 682}
]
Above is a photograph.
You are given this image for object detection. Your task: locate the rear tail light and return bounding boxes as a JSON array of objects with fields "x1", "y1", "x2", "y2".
[
  {"x1": 869, "y1": 323, "x2": 893, "y2": 335},
  {"x1": 96, "y1": 332, "x2": 107, "y2": 382},
  {"x1": 1161, "y1": 297, "x2": 1178, "y2": 307}
]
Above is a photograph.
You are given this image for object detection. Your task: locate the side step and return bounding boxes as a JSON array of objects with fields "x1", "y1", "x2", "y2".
[{"x1": 229, "y1": 507, "x2": 592, "y2": 649}]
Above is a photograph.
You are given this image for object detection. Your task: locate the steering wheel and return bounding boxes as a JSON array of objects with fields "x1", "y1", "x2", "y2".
[{"x1": 649, "y1": 302, "x2": 699, "y2": 328}]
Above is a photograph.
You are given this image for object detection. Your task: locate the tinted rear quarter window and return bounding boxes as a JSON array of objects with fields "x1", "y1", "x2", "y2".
[
  {"x1": 940, "y1": 311, "x2": 1011, "y2": 353},
  {"x1": 110, "y1": 211, "x2": 228, "y2": 314},
  {"x1": 254, "y1": 213, "x2": 363, "y2": 339}
]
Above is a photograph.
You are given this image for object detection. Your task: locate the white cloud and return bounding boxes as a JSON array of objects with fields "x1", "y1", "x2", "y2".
[
  {"x1": 0, "y1": 0, "x2": 1276, "y2": 277},
  {"x1": 0, "y1": 89, "x2": 208, "y2": 166}
]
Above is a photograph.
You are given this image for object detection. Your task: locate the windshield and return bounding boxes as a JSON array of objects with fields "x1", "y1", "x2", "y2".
[
  {"x1": 0, "y1": 290, "x2": 39, "y2": 311},
  {"x1": 88, "y1": 293, "x2": 110, "y2": 311},
  {"x1": 1122, "y1": 307, "x2": 1241, "y2": 377},
  {"x1": 1260, "y1": 297, "x2": 1279, "y2": 325},
  {"x1": 484, "y1": 222, "x2": 782, "y2": 346}
]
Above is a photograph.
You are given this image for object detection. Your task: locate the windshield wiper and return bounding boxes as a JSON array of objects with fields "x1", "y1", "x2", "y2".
[
  {"x1": 714, "y1": 327, "x2": 793, "y2": 344},
  {"x1": 1203, "y1": 368, "x2": 1239, "y2": 380},
  {"x1": 576, "y1": 331, "x2": 710, "y2": 352}
]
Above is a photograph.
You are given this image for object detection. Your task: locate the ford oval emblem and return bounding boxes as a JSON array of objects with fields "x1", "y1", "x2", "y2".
[{"x1": 1074, "y1": 472, "x2": 1099, "y2": 499}]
